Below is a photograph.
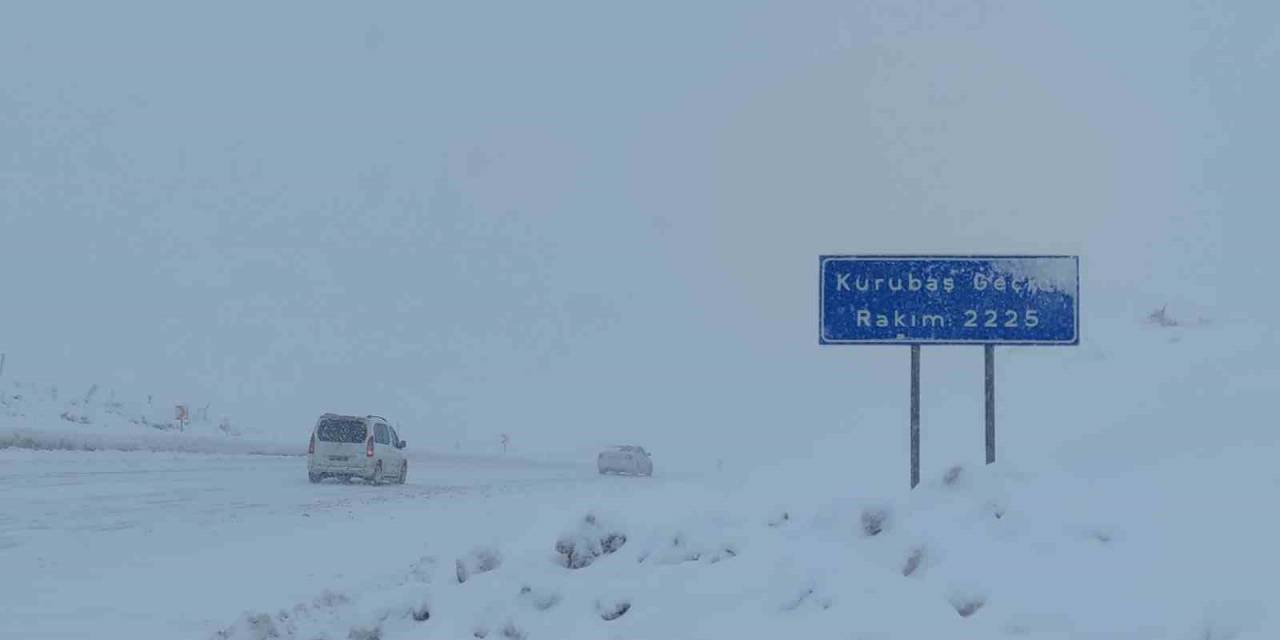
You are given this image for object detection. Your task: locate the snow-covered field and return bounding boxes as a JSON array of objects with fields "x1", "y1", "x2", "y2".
[
  {"x1": 3, "y1": 311, "x2": 1278, "y2": 639},
  {"x1": 0, "y1": 379, "x2": 296, "y2": 456}
]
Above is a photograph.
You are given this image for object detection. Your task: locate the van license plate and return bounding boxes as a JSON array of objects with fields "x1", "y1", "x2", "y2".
[{"x1": 328, "y1": 456, "x2": 349, "y2": 461}]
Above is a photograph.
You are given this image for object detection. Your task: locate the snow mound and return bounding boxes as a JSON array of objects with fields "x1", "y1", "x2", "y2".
[{"x1": 209, "y1": 446, "x2": 1278, "y2": 638}]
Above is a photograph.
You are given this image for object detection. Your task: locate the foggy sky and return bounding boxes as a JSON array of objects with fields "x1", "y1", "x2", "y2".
[{"x1": 1, "y1": 1, "x2": 1275, "y2": 459}]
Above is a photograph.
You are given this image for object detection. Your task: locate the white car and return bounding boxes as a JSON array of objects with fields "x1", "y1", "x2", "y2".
[
  {"x1": 307, "y1": 413, "x2": 407, "y2": 484},
  {"x1": 597, "y1": 445, "x2": 653, "y2": 476}
]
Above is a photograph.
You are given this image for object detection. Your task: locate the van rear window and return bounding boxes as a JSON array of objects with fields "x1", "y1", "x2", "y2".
[{"x1": 317, "y1": 418, "x2": 366, "y2": 443}]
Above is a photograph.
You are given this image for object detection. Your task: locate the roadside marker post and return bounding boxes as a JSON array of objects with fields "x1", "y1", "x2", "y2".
[{"x1": 819, "y1": 255, "x2": 1079, "y2": 488}]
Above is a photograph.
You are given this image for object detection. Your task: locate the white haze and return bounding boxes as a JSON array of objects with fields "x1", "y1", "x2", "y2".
[{"x1": 1, "y1": 1, "x2": 1276, "y2": 463}]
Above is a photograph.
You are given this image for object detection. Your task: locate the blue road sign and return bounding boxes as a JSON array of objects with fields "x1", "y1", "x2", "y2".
[{"x1": 820, "y1": 255, "x2": 1079, "y2": 345}]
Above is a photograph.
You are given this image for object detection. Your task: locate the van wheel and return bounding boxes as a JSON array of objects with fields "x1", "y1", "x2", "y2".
[
  {"x1": 309, "y1": 472, "x2": 322, "y2": 483},
  {"x1": 397, "y1": 462, "x2": 408, "y2": 484},
  {"x1": 371, "y1": 461, "x2": 383, "y2": 485}
]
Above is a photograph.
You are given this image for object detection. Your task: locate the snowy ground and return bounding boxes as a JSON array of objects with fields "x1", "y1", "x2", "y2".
[
  {"x1": 4, "y1": 313, "x2": 1279, "y2": 639},
  {"x1": 0, "y1": 449, "x2": 614, "y2": 639}
]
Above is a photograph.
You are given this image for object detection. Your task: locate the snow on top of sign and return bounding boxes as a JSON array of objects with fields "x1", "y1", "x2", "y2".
[{"x1": 993, "y1": 257, "x2": 1077, "y2": 296}]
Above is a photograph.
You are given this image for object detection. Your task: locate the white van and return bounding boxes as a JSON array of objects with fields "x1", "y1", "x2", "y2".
[{"x1": 307, "y1": 413, "x2": 407, "y2": 484}]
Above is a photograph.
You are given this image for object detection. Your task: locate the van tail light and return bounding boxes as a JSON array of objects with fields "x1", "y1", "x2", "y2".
[
  {"x1": 366, "y1": 437, "x2": 375, "y2": 457},
  {"x1": 308, "y1": 433, "x2": 316, "y2": 455}
]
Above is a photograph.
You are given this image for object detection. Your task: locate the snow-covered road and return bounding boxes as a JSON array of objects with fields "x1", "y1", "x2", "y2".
[{"x1": 0, "y1": 449, "x2": 673, "y2": 640}]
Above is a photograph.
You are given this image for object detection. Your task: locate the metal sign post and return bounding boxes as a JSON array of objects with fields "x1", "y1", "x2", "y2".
[
  {"x1": 985, "y1": 344, "x2": 996, "y2": 464},
  {"x1": 910, "y1": 344, "x2": 920, "y2": 488},
  {"x1": 819, "y1": 255, "x2": 1079, "y2": 488}
]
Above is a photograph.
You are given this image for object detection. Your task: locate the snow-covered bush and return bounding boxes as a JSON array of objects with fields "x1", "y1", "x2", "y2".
[
  {"x1": 457, "y1": 547, "x2": 503, "y2": 583},
  {"x1": 554, "y1": 513, "x2": 626, "y2": 570},
  {"x1": 595, "y1": 598, "x2": 631, "y2": 621},
  {"x1": 860, "y1": 506, "x2": 891, "y2": 537},
  {"x1": 1147, "y1": 306, "x2": 1179, "y2": 327},
  {"x1": 634, "y1": 528, "x2": 738, "y2": 566},
  {"x1": 518, "y1": 585, "x2": 561, "y2": 612},
  {"x1": 947, "y1": 589, "x2": 987, "y2": 618}
]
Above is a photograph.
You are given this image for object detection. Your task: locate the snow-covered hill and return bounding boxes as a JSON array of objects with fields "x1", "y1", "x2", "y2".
[{"x1": 203, "y1": 311, "x2": 1280, "y2": 640}]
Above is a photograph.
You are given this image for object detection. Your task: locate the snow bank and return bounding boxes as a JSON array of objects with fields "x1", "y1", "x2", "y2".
[
  {"x1": 0, "y1": 426, "x2": 298, "y2": 456},
  {"x1": 209, "y1": 453, "x2": 1278, "y2": 639},
  {"x1": 206, "y1": 314, "x2": 1280, "y2": 639},
  {"x1": 0, "y1": 378, "x2": 292, "y2": 455}
]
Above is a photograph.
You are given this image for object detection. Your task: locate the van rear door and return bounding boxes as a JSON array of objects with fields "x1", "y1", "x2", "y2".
[{"x1": 314, "y1": 416, "x2": 368, "y2": 464}]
